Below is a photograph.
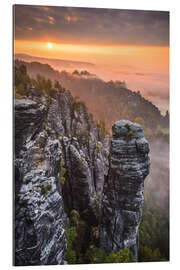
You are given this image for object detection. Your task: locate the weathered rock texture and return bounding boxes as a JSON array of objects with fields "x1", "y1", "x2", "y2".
[
  {"x1": 14, "y1": 99, "x2": 66, "y2": 265},
  {"x1": 100, "y1": 120, "x2": 150, "y2": 260},
  {"x1": 14, "y1": 89, "x2": 149, "y2": 265},
  {"x1": 14, "y1": 90, "x2": 109, "y2": 265}
]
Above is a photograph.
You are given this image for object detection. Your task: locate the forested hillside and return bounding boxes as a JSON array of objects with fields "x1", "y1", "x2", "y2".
[{"x1": 15, "y1": 59, "x2": 169, "y2": 136}]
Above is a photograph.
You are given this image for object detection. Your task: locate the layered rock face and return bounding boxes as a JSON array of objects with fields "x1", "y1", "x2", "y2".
[
  {"x1": 14, "y1": 99, "x2": 66, "y2": 265},
  {"x1": 100, "y1": 120, "x2": 150, "y2": 260},
  {"x1": 14, "y1": 90, "x2": 109, "y2": 265},
  {"x1": 14, "y1": 88, "x2": 150, "y2": 265}
]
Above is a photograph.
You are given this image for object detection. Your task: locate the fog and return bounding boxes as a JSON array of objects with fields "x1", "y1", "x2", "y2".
[
  {"x1": 15, "y1": 51, "x2": 169, "y2": 115},
  {"x1": 145, "y1": 138, "x2": 169, "y2": 214},
  {"x1": 52, "y1": 62, "x2": 169, "y2": 115},
  {"x1": 87, "y1": 64, "x2": 169, "y2": 115}
]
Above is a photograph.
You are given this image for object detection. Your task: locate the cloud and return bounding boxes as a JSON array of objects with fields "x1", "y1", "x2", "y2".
[
  {"x1": 146, "y1": 88, "x2": 169, "y2": 100},
  {"x1": 48, "y1": 16, "x2": 55, "y2": 24},
  {"x1": 65, "y1": 15, "x2": 83, "y2": 23},
  {"x1": 37, "y1": 6, "x2": 51, "y2": 12},
  {"x1": 14, "y1": 5, "x2": 169, "y2": 46},
  {"x1": 34, "y1": 17, "x2": 45, "y2": 23},
  {"x1": 135, "y1": 72, "x2": 145, "y2": 76}
]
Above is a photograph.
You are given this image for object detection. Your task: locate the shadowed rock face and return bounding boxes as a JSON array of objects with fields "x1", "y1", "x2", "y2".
[
  {"x1": 14, "y1": 99, "x2": 66, "y2": 265},
  {"x1": 14, "y1": 99, "x2": 46, "y2": 156},
  {"x1": 14, "y1": 91, "x2": 149, "y2": 265},
  {"x1": 100, "y1": 120, "x2": 150, "y2": 260},
  {"x1": 15, "y1": 170, "x2": 65, "y2": 265},
  {"x1": 14, "y1": 91, "x2": 109, "y2": 265}
]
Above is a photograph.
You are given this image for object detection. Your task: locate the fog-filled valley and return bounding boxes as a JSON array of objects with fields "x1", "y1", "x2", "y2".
[
  {"x1": 15, "y1": 58, "x2": 169, "y2": 133},
  {"x1": 146, "y1": 137, "x2": 169, "y2": 213},
  {"x1": 14, "y1": 49, "x2": 169, "y2": 115},
  {"x1": 14, "y1": 59, "x2": 169, "y2": 263}
]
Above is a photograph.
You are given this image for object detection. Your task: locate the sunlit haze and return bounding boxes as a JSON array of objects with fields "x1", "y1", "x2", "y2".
[{"x1": 14, "y1": 5, "x2": 169, "y2": 114}]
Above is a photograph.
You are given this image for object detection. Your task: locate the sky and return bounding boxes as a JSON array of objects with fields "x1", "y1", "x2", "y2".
[{"x1": 14, "y1": 5, "x2": 169, "y2": 114}]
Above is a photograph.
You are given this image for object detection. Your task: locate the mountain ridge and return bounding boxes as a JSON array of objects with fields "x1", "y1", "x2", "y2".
[
  {"x1": 14, "y1": 59, "x2": 169, "y2": 135},
  {"x1": 15, "y1": 53, "x2": 95, "y2": 69}
]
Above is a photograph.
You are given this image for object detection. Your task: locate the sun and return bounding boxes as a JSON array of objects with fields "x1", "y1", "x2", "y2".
[{"x1": 47, "y1": 42, "x2": 53, "y2": 49}]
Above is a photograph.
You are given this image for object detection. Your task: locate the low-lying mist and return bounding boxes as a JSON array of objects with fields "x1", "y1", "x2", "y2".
[
  {"x1": 15, "y1": 53, "x2": 169, "y2": 115},
  {"x1": 145, "y1": 137, "x2": 169, "y2": 215}
]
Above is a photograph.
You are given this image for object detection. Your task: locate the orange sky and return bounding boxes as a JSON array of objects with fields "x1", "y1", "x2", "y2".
[
  {"x1": 14, "y1": 40, "x2": 169, "y2": 72},
  {"x1": 14, "y1": 5, "x2": 169, "y2": 114}
]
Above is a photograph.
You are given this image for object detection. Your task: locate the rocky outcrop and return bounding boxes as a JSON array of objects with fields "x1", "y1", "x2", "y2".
[
  {"x1": 14, "y1": 87, "x2": 150, "y2": 265},
  {"x1": 14, "y1": 99, "x2": 66, "y2": 265},
  {"x1": 46, "y1": 91, "x2": 110, "y2": 226},
  {"x1": 14, "y1": 90, "x2": 109, "y2": 265},
  {"x1": 15, "y1": 170, "x2": 65, "y2": 265},
  {"x1": 100, "y1": 120, "x2": 150, "y2": 260},
  {"x1": 14, "y1": 99, "x2": 46, "y2": 156}
]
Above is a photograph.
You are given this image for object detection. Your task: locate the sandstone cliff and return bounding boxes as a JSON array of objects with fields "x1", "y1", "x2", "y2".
[
  {"x1": 14, "y1": 87, "x2": 150, "y2": 265},
  {"x1": 100, "y1": 120, "x2": 150, "y2": 260}
]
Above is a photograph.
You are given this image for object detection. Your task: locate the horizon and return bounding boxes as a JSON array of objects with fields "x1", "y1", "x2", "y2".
[{"x1": 14, "y1": 4, "x2": 169, "y2": 114}]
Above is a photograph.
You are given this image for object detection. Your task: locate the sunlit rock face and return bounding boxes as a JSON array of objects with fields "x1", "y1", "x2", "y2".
[{"x1": 100, "y1": 120, "x2": 150, "y2": 260}]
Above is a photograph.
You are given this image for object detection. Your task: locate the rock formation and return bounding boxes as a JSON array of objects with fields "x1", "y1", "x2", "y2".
[
  {"x1": 100, "y1": 120, "x2": 150, "y2": 260},
  {"x1": 14, "y1": 88, "x2": 150, "y2": 265},
  {"x1": 14, "y1": 90, "x2": 109, "y2": 265},
  {"x1": 14, "y1": 99, "x2": 66, "y2": 265}
]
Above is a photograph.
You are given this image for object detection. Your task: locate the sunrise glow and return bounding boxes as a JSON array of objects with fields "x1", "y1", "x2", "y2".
[
  {"x1": 47, "y1": 42, "x2": 53, "y2": 49},
  {"x1": 14, "y1": 5, "x2": 169, "y2": 114}
]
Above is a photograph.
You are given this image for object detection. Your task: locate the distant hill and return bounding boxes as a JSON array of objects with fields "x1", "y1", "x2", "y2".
[
  {"x1": 14, "y1": 59, "x2": 169, "y2": 134},
  {"x1": 15, "y1": 53, "x2": 94, "y2": 69}
]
